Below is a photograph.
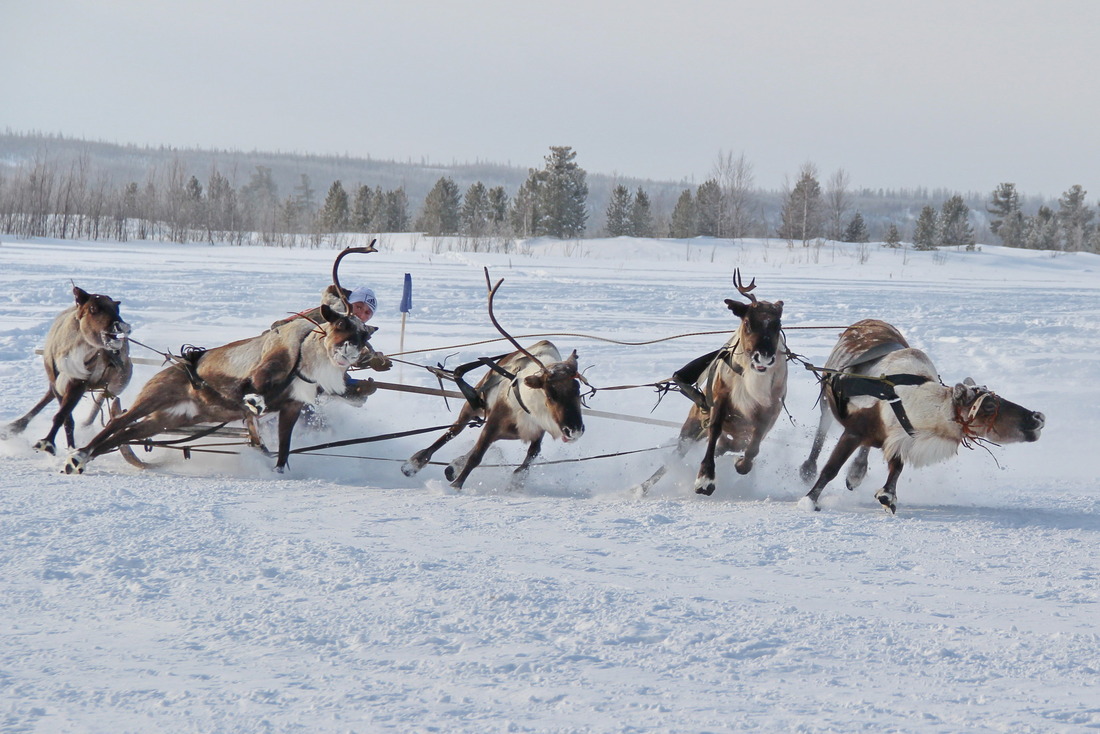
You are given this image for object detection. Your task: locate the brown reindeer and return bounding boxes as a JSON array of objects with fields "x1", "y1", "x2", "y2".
[
  {"x1": 63, "y1": 248, "x2": 379, "y2": 475},
  {"x1": 800, "y1": 319, "x2": 1045, "y2": 513},
  {"x1": 638, "y1": 270, "x2": 788, "y2": 496},
  {"x1": 401, "y1": 271, "x2": 585, "y2": 490},
  {"x1": 3, "y1": 287, "x2": 132, "y2": 455}
]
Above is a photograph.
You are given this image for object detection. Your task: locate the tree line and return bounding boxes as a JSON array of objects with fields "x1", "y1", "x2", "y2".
[{"x1": 2, "y1": 139, "x2": 1098, "y2": 252}]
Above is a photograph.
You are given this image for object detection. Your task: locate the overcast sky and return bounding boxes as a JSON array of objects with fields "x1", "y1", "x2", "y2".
[{"x1": 5, "y1": 0, "x2": 1098, "y2": 198}]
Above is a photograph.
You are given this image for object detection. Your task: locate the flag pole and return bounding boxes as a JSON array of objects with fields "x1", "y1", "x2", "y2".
[{"x1": 398, "y1": 273, "x2": 412, "y2": 384}]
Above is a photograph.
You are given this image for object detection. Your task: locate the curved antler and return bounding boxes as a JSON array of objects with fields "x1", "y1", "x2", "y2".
[
  {"x1": 331, "y1": 240, "x2": 378, "y2": 311},
  {"x1": 733, "y1": 268, "x2": 758, "y2": 303},
  {"x1": 483, "y1": 267, "x2": 548, "y2": 372}
]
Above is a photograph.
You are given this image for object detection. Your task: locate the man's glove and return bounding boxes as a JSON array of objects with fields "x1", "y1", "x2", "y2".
[
  {"x1": 367, "y1": 353, "x2": 392, "y2": 371},
  {"x1": 343, "y1": 377, "x2": 377, "y2": 405}
]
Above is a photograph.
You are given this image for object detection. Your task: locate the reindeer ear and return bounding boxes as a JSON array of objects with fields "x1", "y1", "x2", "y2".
[
  {"x1": 319, "y1": 303, "x2": 340, "y2": 323},
  {"x1": 725, "y1": 299, "x2": 748, "y2": 317},
  {"x1": 524, "y1": 373, "x2": 547, "y2": 389},
  {"x1": 73, "y1": 287, "x2": 90, "y2": 305},
  {"x1": 953, "y1": 382, "x2": 977, "y2": 404},
  {"x1": 964, "y1": 377, "x2": 976, "y2": 387},
  {"x1": 565, "y1": 350, "x2": 579, "y2": 369},
  {"x1": 774, "y1": 300, "x2": 784, "y2": 316}
]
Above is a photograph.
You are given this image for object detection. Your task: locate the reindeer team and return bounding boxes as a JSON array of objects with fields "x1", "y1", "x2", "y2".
[{"x1": 2, "y1": 253, "x2": 1045, "y2": 514}]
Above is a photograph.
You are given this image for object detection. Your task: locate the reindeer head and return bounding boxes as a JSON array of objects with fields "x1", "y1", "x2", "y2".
[
  {"x1": 484, "y1": 268, "x2": 586, "y2": 443},
  {"x1": 73, "y1": 286, "x2": 130, "y2": 352},
  {"x1": 317, "y1": 304, "x2": 376, "y2": 369},
  {"x1": 724, "y1": 270, "x2": 784, "y2": 373},
  {"x1": 521, "y1": 349, "x2": 585, "y2": 443},
  {"x1": 952, "y1": 378, "x2": 1044, "y2": 444}
]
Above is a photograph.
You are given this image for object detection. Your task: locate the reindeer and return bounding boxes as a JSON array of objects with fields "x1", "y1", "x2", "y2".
[
  {"x1": 401, "y1": 270, "x2": 585, "y2": 490},
  {"x1": 800, "y1": 319, "x2": 1045, "y2": 513},
  {"x1": 3, "y1": 286, "x2": 132, "y2": 455},
  {"x1": 63, "y1": 247, "x2": 379, "y2": 475},
  {"x1": 637, "y1": 270, "x2": 788, "y2": 496}
]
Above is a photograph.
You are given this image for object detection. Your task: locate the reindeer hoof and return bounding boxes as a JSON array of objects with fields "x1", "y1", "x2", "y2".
[
  {"x1": 874, "y1": 489, "x2": 897, "y2": 514},
  {"x1": 735, "y1": 457, "x2": 753, "y2": 475},
  {"x1": 243, "y1": 394, "x2": 266, "y2": 415},
  {"x1": 798, "y1": 460, "x2": 817, "y2": 484},
  {"x1": 444, "y1": 464, "x2": 457, "y2": 482},
  {"x1": 64, "y1": 451, "x2": 89, "y2": 475},
  {"x1": 400, "y1": 460, "x2": 420, "y2": 477},
  {"x1": 34, "y1": 439, "x2": 56, "y2": 455},
  {"x1": 694, "y1": 478, "x2": 716, "y2": 496},
  {"x1": 797, "y1": 495, "x2": 821, "y2": 512}
]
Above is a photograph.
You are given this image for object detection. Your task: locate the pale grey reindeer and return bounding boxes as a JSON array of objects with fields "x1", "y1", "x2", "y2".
[
  {"x1": 800, "y1": 319, "x2": 1045, "y2": 513},
  {"x1": 3, "y1": 286, "x2": 131, "y2": 455}
]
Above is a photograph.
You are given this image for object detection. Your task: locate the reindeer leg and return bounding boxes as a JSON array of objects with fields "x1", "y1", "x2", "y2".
[
  {"x1": 4, "y1": 390, "x2": 55, "y2": 438},
  {"x1": 846, "y1": 446, "x2": 872, "y2": 490},
  {"x1": 509, "y1": 435, "x2": 543, "y2": 491},
  {"x1": 803, "y1": 431, "x2": 864, "y2": 510},
  {"x1": 273, "y1": 403, "x2": 304, "y2": 473},
  {"x1": 636, "y1": 410, "x2": 703, "y2": 495},
  {"x1": 65, "y1": 398, "x2": 170, "y2": 474},
  {"x1": 402, "y1": 410, "x2": 474, "y2": 477},
  {"x1": 800, "y1": 402, "x2": 834, "y2": 483},
  {"x1": 874, "y1": 456, "x2": 905, "y2": 514},
  {"x1": 108, "y1": 397, "x2": 144, "y2": 469},
  {"x1": 448, "y1": 418, "x2": 503, "y2": 490},
  {"x1": 695, "y1": 400, "x2": 730, "y2": 496},
  {"x1": 36, "y1": 384, "x2": 86, "y2": 455}
]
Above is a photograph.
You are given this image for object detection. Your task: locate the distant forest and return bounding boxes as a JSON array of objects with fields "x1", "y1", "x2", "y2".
[{"x1": 1, "y1": 130, "x2": 1095, "y2": 252}]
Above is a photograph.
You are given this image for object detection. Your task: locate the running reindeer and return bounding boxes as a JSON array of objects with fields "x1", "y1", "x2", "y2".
[
  {"x1": 3, "y1": 286, "x2": 132, "y2": 455},
  {"x1": 637, "y1": 270, "x2": 788, "y2": 496},
  {"x1": 799, "y1": 319, "x2": 1045, "y2": 513},
  {"x1": 402, "y1": 269, "x2": 585, "y2": 490},
  {"x1": 64, "y1": 247, "x2": 380, "y2": 475}
]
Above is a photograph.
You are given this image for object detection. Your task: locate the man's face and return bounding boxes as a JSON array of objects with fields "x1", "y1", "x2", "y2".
[{"x1": 351, "y1": 301, "x2": 374, "y2": 322}]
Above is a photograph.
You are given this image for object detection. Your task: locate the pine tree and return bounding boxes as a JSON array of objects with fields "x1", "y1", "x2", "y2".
[
  {"x1": 461, "y1": 181, "x2": 491, "y2": 237},
  {"x1": 778, "y1": 164, "x2": 824, "y2": 242},
  {"x1": 383, "y1": 188, "x2": 410, "y2": 232},
  {"x1": 884, "y1": 222, "x2": 902, "y2": 248},
  {"x1": 939, "y1": 195, "x2": 975, "y2": 249},
  {"x1": 605, "y1": 184, "x2": 633, "y2": 236},
  {"x1": 416, "y1": 176, "x2": 461, "y2": 235},
  {"x1": 843, "y1": 212, "x2": 869, "y2": 243},
  {"x1": 630, "y1": 188, "x2": 655, "y2": 237},
  {"x1": 988, "y1": 183, "x2": 1023, "y2": 247},
  {"x1": 320, "y1": 180, "x2": 350, "y2": 233},
  {"x1": 537, "y1": 146, "x2": 588, "y2": 238},
  {"x1": 695, "y1": 179, "x2": 722, "y2": 236},
  {"x1": 351, "y1": 185, "x2": 374, "y2": 232},
  {"x1": 669, "y1": 189, "x2": 697, "y2": 238},
  {"x1": 1057, "y1": 184, "x2": 1093, "y2": 251},
  {"x1": 487, "y1": 186, "x2": 510, "y2": 232},
  {"x1": 913, "y1": 205, "x2": 939, "y2": 250},
  {"x1": 510, "y1": 173, "x2": 542, "y2": 238},
  {"x1": 1023, "y1": 206, "x2": 1059, "y2": 250}
]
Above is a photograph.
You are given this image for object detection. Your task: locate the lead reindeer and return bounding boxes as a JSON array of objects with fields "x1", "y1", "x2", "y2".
[
  {"x1": 402, "y1": 270, "x2": 585, "y2": 490},
  {"x1": 638, "y1": 270, "x2": 788, "y2": 496},
  {"x1": 799, "y1": 319, "x2": 1045, "y2": 513},
  {"x1": 64, "y1": 247, "x2": 379, "y2": 475},
  {"x1": 3, "y1": 286, "x2": 132, "y2": 455}
]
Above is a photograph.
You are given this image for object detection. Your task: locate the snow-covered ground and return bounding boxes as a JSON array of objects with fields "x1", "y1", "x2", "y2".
[{"x1": 1, "y1": 234, "x2": 1097, "y2": 733}]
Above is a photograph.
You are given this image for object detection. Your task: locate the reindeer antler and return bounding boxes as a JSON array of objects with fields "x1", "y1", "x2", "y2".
[
  {"x1": 483, "y1": 267, "x2": 547, "y2": 372},
  {"x1": 733, "y1": 268, "x2": 758, "y2": 303},
  {"x1": 331, "y1": 240, "x2": 378, "y2": 312}
]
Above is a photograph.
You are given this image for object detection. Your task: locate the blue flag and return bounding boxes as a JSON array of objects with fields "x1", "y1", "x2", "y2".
[{"x1": 400, "y1": 273, "x2": 413, "y2": 313}]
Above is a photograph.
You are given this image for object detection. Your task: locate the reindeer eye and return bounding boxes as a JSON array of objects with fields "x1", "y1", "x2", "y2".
[{"x1": 980, "y1": 399, "x2": 997, "y2": 415}]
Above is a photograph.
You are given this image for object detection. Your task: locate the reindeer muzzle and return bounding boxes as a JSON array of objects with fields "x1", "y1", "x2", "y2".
[
  {"x1": 750, "y1": 352, "x2": 777, "y2": 372},
  {"x1": 104, "y1": 321, "x2": 131, "y2": 350}
]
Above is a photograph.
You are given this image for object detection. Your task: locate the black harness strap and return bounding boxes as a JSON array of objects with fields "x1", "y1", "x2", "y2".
[{"x1": 829, "y1": 373, "x2": 932, "y2": 436}]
